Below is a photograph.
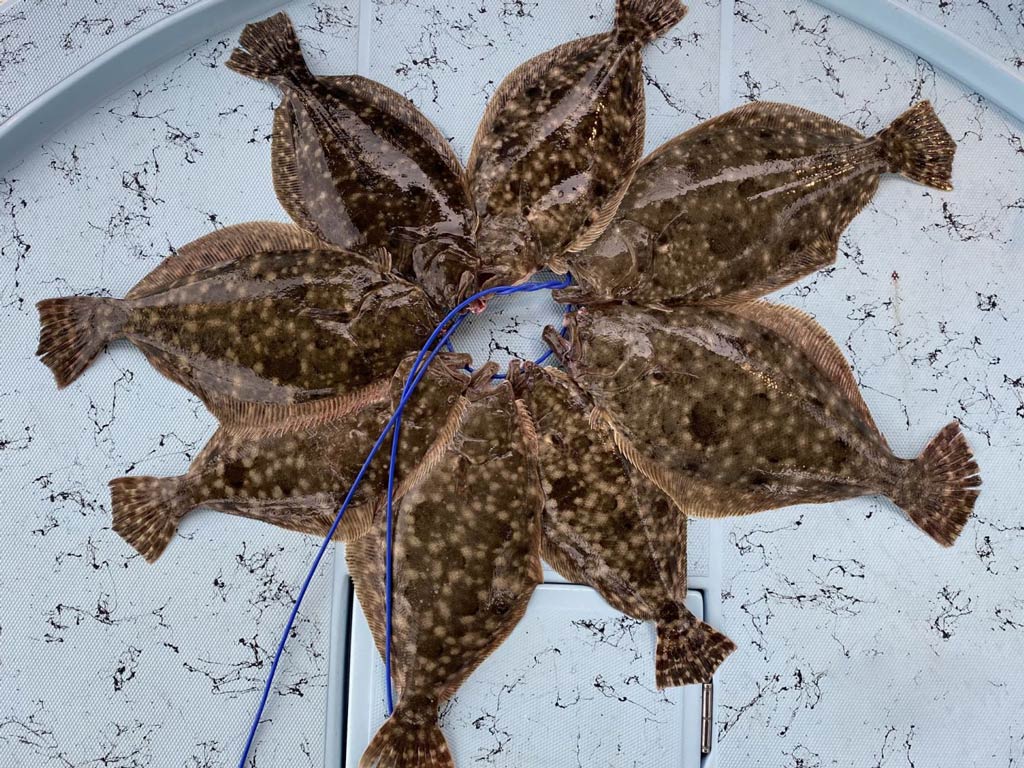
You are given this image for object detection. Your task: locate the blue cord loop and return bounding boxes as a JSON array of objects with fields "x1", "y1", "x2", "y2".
[{"x1": 237, "y1": 272, "x2": 572, "y2": 767}]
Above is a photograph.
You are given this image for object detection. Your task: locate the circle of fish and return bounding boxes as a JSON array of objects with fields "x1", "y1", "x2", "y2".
[{"x1": 34, "y1": 3, "x2": 980, "y2": 767}]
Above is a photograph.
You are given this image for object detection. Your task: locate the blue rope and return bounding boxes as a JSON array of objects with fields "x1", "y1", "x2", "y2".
[
  {"x1": 236, "y1": 273, "x2": 571, "y2": 767},
  {"x1": 383, "y1": 273, "x2": 571, "y2": 712}
]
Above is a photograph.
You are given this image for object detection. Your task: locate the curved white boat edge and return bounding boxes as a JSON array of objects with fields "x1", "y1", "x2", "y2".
[
  {"x1": 0, "y1": 0, "x2": 288, "y2": 174},
  {"x1": 812, "y1": 0, "x2": 1024, "y2": 124}
]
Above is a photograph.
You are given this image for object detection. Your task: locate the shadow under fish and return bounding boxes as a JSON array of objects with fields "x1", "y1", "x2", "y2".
[
  {"x1": 560, "y1": 100, "x2": 957, "y2": 306},
  {"x1": 548, "y1": 303, "x2": 980, "y2": 547},
  {"x1": 36, "y1": 222, "x2": 440, "y2": 407}
]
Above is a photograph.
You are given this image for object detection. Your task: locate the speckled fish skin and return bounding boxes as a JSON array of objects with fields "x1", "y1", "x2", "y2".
[
  {"x1": 107, "y1": 353, "x2": 472, "y2": 563},
  {"x1": 466, "y1": 0, "x2": 688, "y2": 287},
  {"x1": 346, "y1": 362, "x2": 500, "y2": 668},
  {"x1": 561, "y1": 101, "x2": 957, "y2": 306},
  {"x1": 550, "y1": 303, "x2": 980, "y2": 547},
  {"x1": 36, "y1": 222, "x2": 441, "y2": 406},
  {"x1": 358, "y1": 378, "x2": 544, "y2": 768},
  {"x1": 509, "y1": 361, "x2": 735, "y2": 687},
  {"x1": 227, "y1": 13, "x2": 480, "y2": 307}
]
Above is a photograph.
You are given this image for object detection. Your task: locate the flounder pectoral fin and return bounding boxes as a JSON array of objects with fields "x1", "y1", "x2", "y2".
[
  {"x1": 721, "y1": 300, "x2": 887, "y2": 445},
  {"x1": 125, "y1": 222, "x2": 325, "y2": 300}
]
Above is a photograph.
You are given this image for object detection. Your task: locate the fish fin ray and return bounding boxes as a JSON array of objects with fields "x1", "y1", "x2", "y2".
[
  {"x1": 36, "y1": 297, "x2": 127, "y2": 387},
  {"x1": 610, "y1": 424, "x2": 772, "y2": 518},
  {"x1": 109, "y1": 475, "x2": 192, "y2": 563},
  {"x1": 271, "y1": 103, "x2": 322, "y2": 236},
  {"x1": 615, "y1": 0, "x2": 689, "y2": 44},
  {"x1": 346, "y1": 519, "x2": 389, "y2": 661},
  {"x1": 722, "y1": 300, "x2": 887, "y2": 445},
  {"x1": 359, "y1": 700, "x2": 453, "y2": 768},
  {"x1": 226, "y1": 12, "x2": 310, "y2": 83},
  {"x1": 209, "y1": 378, "x2": 390, "y2": 434},
  {"x1": 874, "y1": 101, "x2": 956, "y2": 190},
  {"x1": 656, "y1": 610, "x2": 736, "y2": 688},
  {"x1": 567, "y1": 164, "x2": 639, "y2": 253},
  {"x1": 125, "y1": 222, "x2": 325, "y2": 299},
  {"x1": 893, "y1": 421, "x2": 980, "y2": 547},
  {"x1": 665, "y1": 101, "x2": 863, "y2": 147}
]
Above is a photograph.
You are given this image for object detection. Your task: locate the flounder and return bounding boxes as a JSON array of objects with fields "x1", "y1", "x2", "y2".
[
  {"x1": 560, "y1": 101, "x2": 957, "y2": 306},
  {"x1": 466, "y1": 0, "x2": 688, "y2": 286},
  {"x1": 548, "y1": 303, "x2": 980, "y2": 546},
  {"x1": 228, "y1": 13, "x2": 479, "y2": 307},
  {"x1": 355, "y1": 375, "x2": 543, "y2": 768},
  {"x1": 108, "y1": 353, "x2": 471, "y2": 562},
  {"x1": 509, "y1": 360, "x2": 735, "y2": 687},
  {"x1": 37, "y1": 222, "x2": 439, "y2": 406}
]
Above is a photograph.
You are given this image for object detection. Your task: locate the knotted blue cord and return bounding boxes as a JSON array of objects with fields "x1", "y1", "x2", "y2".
[{"x1": 237, "y1": 273, "x2": 571, "y2": 766}]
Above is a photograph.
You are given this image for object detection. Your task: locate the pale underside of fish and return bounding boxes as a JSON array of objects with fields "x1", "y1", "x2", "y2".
[
  {"x1": 466, "y1": 0, "x2": 688, "y2": 287},
  {"x1": 107, "y1": 354, "x2": 473, "y2": 563},
  {"x1": 509, "y1": 360, "x2": 735, "y2": 687},
  {"x1": 36, "y1": 222, "x2": 440, "y2": 407},
  {"x1": 548, "y1": 302, "x2": 979, "y2": 547},
  {"x1": 356, "y1": 378, "x2": 544, "y2": 768},
  {"x1": 561, "y1": 100, "x2": 957, "y2": 306},
  {"x1": 227, "y1": 12, "x2": 480, "y2": 308}
]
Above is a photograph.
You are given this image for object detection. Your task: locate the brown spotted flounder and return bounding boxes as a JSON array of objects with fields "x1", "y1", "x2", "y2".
[
  {"x1": 466, "y1": 0, "x2": 688, "y2": 286},
  {"x1": 355, "y1": 375, "x2": 544, "y2": 768},
  {"x1": 346, "y1": 363, "x2": 501, "y2": 666},
  {"x1": 36, "y1": 222, "x2": 440, "y2": 406},
  {"x1": 560, "y1": 101, "x2": 957, "y2": 306},
  {"x1": 509, "y1": 360, "x2": 734, "y2": 687},
  {"x1": 227, "y1": 13, "x2": 479, "y2": 307},
  {"x1": 108, "y1": 353, "x2": 472, "y2": 562},
  {"x1": 548, "y1": 303, "x2": 980, "y2": 546}
]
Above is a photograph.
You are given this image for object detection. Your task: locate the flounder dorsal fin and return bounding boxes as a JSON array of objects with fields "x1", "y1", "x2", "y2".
[
  {"x1": 209, "y1": 378, "x2": 390, "y2": 438},
  {"x1": 723, "y1": 300, "x2": 888, "y2": 445},
  {"x1": 271, "y1": 104, "x2": 322, "y2": 238},
  {"x1": 125, "y1": 221, "x2": 326, "y2": 300}
]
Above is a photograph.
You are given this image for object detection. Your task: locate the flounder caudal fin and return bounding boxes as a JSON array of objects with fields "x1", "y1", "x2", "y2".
[
  {"x1": 36, "y1": 297, "x2": 127, "y2": 388},
  {"x1": 656, "y1": 613, "x2": 736, "y2": 688},
  {"x1": 615, "y1": 0, "x2": 688, "y2": 44},
  {"x1": 893, "y1": 421, "x2": 981, "y2": 547},
  {"x1": 109, "y1": 475, "x2": 193, "y2": 563},
  {"x1": 875, "y1": 101, "x2": 956, "y2": 191},
  {"x1": 226, "y1": 12, "x2": 312, "y2": 85},
  {"x1": 359, "y1": 701, "x2": 453, "y2": 768}
]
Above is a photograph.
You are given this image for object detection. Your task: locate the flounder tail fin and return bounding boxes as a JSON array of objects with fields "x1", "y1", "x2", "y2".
[
  {"x1": 615, "y1": 0, "x2": 688, "y2": 45},
  {"x1": 656, "y1": 610, "x2": 736, "y2": 689},
  {"x1": 875, "y1": 101, "x2": 956, "y2": 191},
  {"x1": 894, "y1": 421, "x2": 981, "y2": 547},
  {"x1": 109, "y1": 476, "x2": 194, "y2": 563},
  {"x1": 36, "y1": 297, "x2": 127, "y2": 388},
  {"x1": 359, "y1": 701, "x2": 453, "y2": 768},
  {"x1": 227, "y1": 12, "x2": 312, "y2": 85}
]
